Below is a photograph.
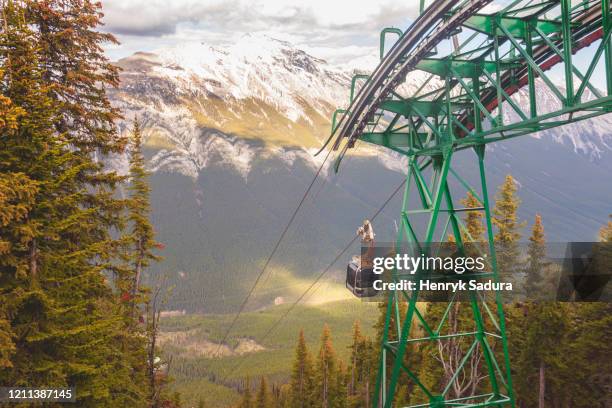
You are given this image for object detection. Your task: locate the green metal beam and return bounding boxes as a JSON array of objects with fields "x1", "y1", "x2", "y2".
[
  {"x1": 380, "y1": 27, "x2": 403, "y2": 60},
  {"x1": 416, "y1": 57, "x2": 520, "y2": 78},
  {"x1": 464, "y1": 13, "x2": 564, "y2": 39}
]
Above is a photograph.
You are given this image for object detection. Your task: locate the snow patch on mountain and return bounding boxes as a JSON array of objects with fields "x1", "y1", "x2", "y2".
[
  {"x1": 110, "y1": 34, "x2": 612, "y2": 180},
  {"x1": 506, "y1": 83, "x2": 612, "y2": 160},
  {"x1": 267, "y1": 145, "x2": 331, "y2": 174},
  {"x1": 140, "y1": 33, "x2": 350, "y2": 124}
]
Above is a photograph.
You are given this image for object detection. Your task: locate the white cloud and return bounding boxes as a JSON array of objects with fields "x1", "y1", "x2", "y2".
[{"x1": 101, "y1": 0, "x2": 420, "y2": 63}]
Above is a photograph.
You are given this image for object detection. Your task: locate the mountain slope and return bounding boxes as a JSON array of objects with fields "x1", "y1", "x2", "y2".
[
  {"x1": 112, "y1": 34, "x2": 351, "y2": 150},
  {"x1": 108, "y1": 35, "x2": 612, "y2": 312}
]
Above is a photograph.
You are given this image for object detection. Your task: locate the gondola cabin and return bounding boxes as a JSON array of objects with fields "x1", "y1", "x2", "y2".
[
  {"x1": 346, "y1": 257, "x2": 379, "y2": 298},
  {"x1": 346, "y1": 220, "x2": 378, "y2": 297},
  {"x1": 346, "y1": 219, "x2": 379, "y2": 298}
]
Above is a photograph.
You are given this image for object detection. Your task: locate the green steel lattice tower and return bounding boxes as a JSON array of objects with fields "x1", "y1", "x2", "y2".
[{"x1": 323, "y1": 0, "x2": 612, "y2": 406}]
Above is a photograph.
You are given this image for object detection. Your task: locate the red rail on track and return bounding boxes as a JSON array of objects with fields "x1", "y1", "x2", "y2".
[{"x1": 461, "y1": 25, "x2": 604, "y2": 134}]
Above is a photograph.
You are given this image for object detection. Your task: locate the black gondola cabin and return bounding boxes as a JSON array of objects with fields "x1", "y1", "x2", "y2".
[
  {"x1": 346, "y1": 219, "x2": 379, "y2": 298},
  {"x1": 346, "y1": 259, "x2": 379, "y2": 297}
]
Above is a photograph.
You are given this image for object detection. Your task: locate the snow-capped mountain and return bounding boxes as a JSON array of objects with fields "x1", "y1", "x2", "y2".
[
  {"x1": 110, "y1": 34, "x2": 612, "y2": 179},
  {"x1": 107, "y1": 35, "x2": 612, "y2": 312}
]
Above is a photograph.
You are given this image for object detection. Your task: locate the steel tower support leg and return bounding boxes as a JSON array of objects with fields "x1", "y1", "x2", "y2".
[
  {"x1": 604, "y1": 0, "x2": 612, "y2": 96},
  {"x1": 373, "y1": 147, "x2": 514, "y2": 408}
]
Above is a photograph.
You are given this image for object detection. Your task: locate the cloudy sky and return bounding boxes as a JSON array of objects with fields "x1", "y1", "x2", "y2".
[
  {"x1": 99, "y1": 0, "x2": 606, "y2": 87},
  {"x1": 100, "y1": 0, "x2": 421, "y2": 65}
]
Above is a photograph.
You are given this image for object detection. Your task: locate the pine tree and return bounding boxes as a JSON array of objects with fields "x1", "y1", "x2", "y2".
[
  {"x1": 514, "y1": 302, "x2": 568, "y2": 408},
  {"x1": 255, "y1": 376, "x2": 271, "y2": 408},
  {"x1": 460, "y1": 191, "x2": 485, "y2": 243},
  {"x1": 0, "y1": 5, "x2": 116, "y2": 396},
  {"x1": 123, "y1": 118, "x2": 162, "y2": 312},
  {"x1": 524, "y1": 214, "x2": 552, "y2": 299},
  {"x1": 492, "y1": 175, "x2": 524, "y2": 287},
  {"x1": 25, "y1": 0, "x2": 123, "y2": 154},
  {"x1": 348, "y1": 320, "x2": 363, "y2": 397},
  {"x1": 562, "y1": 303, "x2": 612, "y2": 407},
  {"x1": 289, "y1": 329, "x2": 315, "y2": 408},
  {"x1": 0, "y1": 172, "x2": 36, "y2": 369},
  {"x1": 0, "y1": 2, "x2": 150, "y2": 406},
  {"x1": 314, "y1": 324, "x2": 342, "y2": 408},
  {"x1": 239, "y1": 377, "x2": 254, "y2": 408},
  {"x1": 347, "y1": 320, "x2": 376, "y2": 407}
]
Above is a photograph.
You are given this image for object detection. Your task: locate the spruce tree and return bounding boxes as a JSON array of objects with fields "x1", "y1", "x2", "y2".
[
  {"x1": 334, "y1": 359, "x2": 347, "y2": 407},
  {"x1": 289, "y1": 329, "x2": 314, "y2": 408},
  {"x1": 255, "y1": 376, "x2": 271, "y2": 408},
  {"x1": 525, "y1": 214, "x2": 551, "y2": 299},
  {"x1": 493, "y1": 175, "x2": 522, "y2": 243},
  {"x1": 124, "y1": 118, "x2": 161, "y2": 313},
  {"x1": 23, "y1": 0, "x2": 127, "y2": 279},
  {"x1": 348, "y1": 320, "x2": 363, "y2": 398},
  {"x1": 0, "y1": 172, "x2": 36, "y2": 369},
  {"x1": 410, "y1": 191, "x2": 488, "y2": 404},
  {"x1": 514, "y1": 302, "x2": 568, "y2": 407},
  {"x1": 0, "y1": 3, "x2": 119, "y2": 402},
  {"x1": 372, "y1": 296, "x2": 421, "y2": 405},
  {"x1": 111, "y1": 117, "x2": 163, "y2": 405},
  {"x1": 0, "y1": 1, "x2": 150, "y2": 406},
  {"x1": 314, "y1": 324, "x2": 342, "y2": 408},
  {"x1": 513, "y1": 217, "x2": 563, "y2": 407},
  {"x1": 240, "y1": 377, "x2": 254, "y2": 408},
  {"x1": 362, "y1": 337, "x2": 377, "y2": 407},
  {"x1": 25, "y1": 0, "x2": 123, "y2": 154},
  {"x1": 492, "y1": 175, "x2": 524, "y2": 287},
  {"x1": 563, "y1": 303, "x2": 612, "y2": 407},
  {"x1": 460, "y1": 191, "x2": 485, "y2": 243},
  {"x1": 347, "y1": 320, "x2": 376, "y2": 407},
  {"x1": 277, "y1": 383, "x2": 291, "y2": 408}
]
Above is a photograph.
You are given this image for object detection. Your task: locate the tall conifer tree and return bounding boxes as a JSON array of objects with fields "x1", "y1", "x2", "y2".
[
  {"x1": 314, "y1": 324, "x2": 341, "y2": 408},
  {"x1": 525, "y1": 214, "x2": 549, "y2": 298},
  {"x1": 124, "y1": 118, "x2": 161, "y2": 313},
  {"x1": 239, "y1": 377, "x2": 254, "y2": 408},
  {"x1": 0, "y1": 3, "x2": 125, "y2": 404},
  {"x1": 255, "y1": 376, "x2": 271, "y2": 408},
  {"x1": 0, "y1": 1, "x2": 152, "y2": 405},
  {"x1": 460, "y1": 191, "x2": 485, "y2": 243},
  {"x1": 289, "y1": 329, "x2": 314, "y2": 408},
  {"x1": 25, "y1": 0, "x2": 123, "y2": 154},
  {"x1": 493, "y1": 175, "x2": 524, "y2": 286}
]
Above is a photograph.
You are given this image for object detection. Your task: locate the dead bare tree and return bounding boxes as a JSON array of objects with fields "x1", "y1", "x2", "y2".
[
  {"x1": 436, "y1": 302, "x2": 487, "y2": 400},
  {"x1": 145, "y1": 277, "x2": 174, "y2": 408}
]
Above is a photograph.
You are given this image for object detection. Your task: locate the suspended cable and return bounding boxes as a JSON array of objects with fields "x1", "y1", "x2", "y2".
[
  {"x1": 220, "y1": 177, "x2": 406, "y2": 382},
  {"x1": 213, "y1": 148, "x2": 333, "y2": 357}
]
